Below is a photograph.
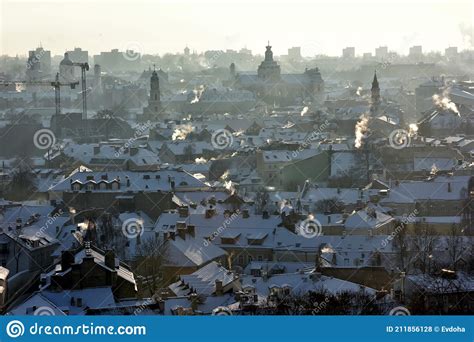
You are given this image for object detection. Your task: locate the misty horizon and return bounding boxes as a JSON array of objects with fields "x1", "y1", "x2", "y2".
[{"x1": 1, "y1": 0, "x2": 473, "y2": 57}]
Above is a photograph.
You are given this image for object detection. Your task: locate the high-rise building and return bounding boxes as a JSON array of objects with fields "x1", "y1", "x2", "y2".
[
  {"x1": 26, "y1": 47, "x2": 51, "y2": 80},
  {"x1": 375, "y1": 46, "x2": 388, "y2": 59},
  {"x1": 445, "y1": 46, "x2": 458, "y2": 59},
  {"x1": 288, "y1": 47, "x2": 302, "y2": 60},
  {"x1": 342, "y1": 47, "x2": 355, "y2": 58},
  {"x1": 184, "y1": 46, "x2": 190, "y2": 56},
  {"x1": 67, "y1": 47, "x2": 89, "y2": 64},
  {"x1": 409, "y1": 45, "x2": 423, "y2": 58}
]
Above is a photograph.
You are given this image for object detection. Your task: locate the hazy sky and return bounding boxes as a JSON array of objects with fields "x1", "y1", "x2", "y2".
[{"x1": 1, "y1": 0, "x2": 472, "y2": 57}]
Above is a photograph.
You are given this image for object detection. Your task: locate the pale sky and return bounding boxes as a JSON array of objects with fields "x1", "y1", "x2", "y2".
[{"x1": 1, "y1": 0, "x2": 472, "y2": 57}]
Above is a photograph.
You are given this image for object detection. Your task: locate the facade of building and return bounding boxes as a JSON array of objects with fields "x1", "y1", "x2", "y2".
[{"x1": 233, "y1": 44, "x2": 324, "y2": 105}]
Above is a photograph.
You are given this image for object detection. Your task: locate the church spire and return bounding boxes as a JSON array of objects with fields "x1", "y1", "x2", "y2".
[
  {"x1": 371, "y1": 70, "x2": 380, "y2": 107},
  {"x1": 264, "y1": 42, "x2": 273, "y2": 62}
]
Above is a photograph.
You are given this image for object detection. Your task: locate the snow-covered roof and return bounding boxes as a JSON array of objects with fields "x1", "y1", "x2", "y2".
[
  {"x1": 241, "y1": 272, "x2": 376, "y2": 300},
  {"x1": 344, "y1": 208, "x2": 394, "y2": 230},
  {"x1": 165, "y1": 236, "x2": 226, "y2": 268},
  {"x1": 381, "y1": 175, "x2": 471, "y2": 203},
  {"x1": 50, "y1": 170, "x2": 209, "y2": 192},
  {"x1": 169, "y1": 261, "x2": 235, "y2": 296}
]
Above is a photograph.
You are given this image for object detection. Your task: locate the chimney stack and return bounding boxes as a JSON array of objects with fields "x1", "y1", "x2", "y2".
[
  {"x1": 215, "y1": 280, "x2": 224, "y2": 296},
  {"x1": 187, "y1": 225, "x2": 196, "y2": 238},
  {"x1": 61, "y1": 250, "x2": 75, "y2": 271},
  {"x1": 205, "y1": 206, "x2": 216, "y2": 219},
  {"x1": 178, "y1": 206, "x2": 189, "y2": 217},
  {"x1": 104, "y1": 250, "x2": 117, "y2": 270}
]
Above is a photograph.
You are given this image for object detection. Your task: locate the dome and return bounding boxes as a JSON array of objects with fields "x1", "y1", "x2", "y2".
[{"x1": 60, "y1": 52, "x2": 73, "y2": 66}]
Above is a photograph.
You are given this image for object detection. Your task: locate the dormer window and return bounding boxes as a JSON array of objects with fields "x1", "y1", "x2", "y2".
[
  {"x1": 110, "y1": 180, "x2": 120, "y2": 190},
  {"x1": 71, "y1": 181, "x2": 82, "y2": 191}
]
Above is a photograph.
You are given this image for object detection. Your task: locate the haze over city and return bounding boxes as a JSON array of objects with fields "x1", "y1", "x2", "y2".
[
  {"x1": 1, "y1": 0, "x2": 473, "y2": 56},
  {"x1": 0, "y1": 0, "x2": 473, "y2": 335}
]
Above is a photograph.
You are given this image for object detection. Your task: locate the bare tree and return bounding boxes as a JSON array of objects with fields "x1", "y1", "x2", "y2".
[{"x1": 134, "y1": 235, "x2": 166, "y2": 296}]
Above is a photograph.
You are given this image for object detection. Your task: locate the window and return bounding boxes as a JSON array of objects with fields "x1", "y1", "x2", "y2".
[
  {"x1": 238, "y1": 255, "x2": 244, "y2": 265},
  {"x1": 0, "y1": 243, "x2": 8, "y2": 254},
  {"x1": 257, "y1": 255, "x2": 263, "y2": 262}
]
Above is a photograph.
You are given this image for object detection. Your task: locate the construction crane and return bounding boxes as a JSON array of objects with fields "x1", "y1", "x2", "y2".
[
  {"x1": 72, "y1": 62, "x2": 89, "y2": 120},
  {"x1": 0, "y1": 73, "x2": 79, "y2": 115}
]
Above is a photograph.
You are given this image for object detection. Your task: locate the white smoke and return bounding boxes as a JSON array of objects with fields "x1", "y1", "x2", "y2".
[
  {"x1": 300, "y1": 106, "x2": 309, "y2": 116},
  {"x1": 409, "y1": 123, "x2": 418, "y2": 136},
  {"x1": 195, "y1": 157, "x2": 207, "y2": 164},
  {"x1": 432, "y1": 89, "x2": 460, "y2": 116},
  {"x1": 355, "y1": 116, "x2": 369, "y2": 149},
  {"x1": 190, "y1": 85, "x2": 205, "y2": 104},
  {"x1": 459, "y1": 23, "x2": 473, "y2": 48},
  {"x1": 172, "y1": 124, "x2": 194, "y2": 140}
]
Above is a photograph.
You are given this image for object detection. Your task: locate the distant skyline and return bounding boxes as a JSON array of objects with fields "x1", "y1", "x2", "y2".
[{"x1": 1, "y1": 0, "x2": 473, "y2": 57}]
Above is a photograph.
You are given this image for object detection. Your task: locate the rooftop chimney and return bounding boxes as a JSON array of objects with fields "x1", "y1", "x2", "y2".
[
  {"x1": 187, "y1": 225, "x2": 196, "y2": 238},
  {"x1": 104, "y1": 250, "x2": 117, "y2": 270},
  {"x1": 61, "y1": 250, "x2": 75, "y2": 271},
  {"x1": 205, "y1": 206, "x2": 216, "y2": 219},
  {"x1": 178, "y1": 206, "x2": 189, "y2": 217},
  {"x1": 215, "y1": 280, "x2": 224, "y2": 296}
]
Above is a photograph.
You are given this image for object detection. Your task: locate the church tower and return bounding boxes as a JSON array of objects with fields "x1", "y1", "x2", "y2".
[
  {"x1": 257, "y1": 42, "x2": 281, "y2": 81},
  {"x1": 143, "y1": 66, "x2": 161, "y2": 119},
  {"x1": 370, "y1": 71, "x2": 381, "y2": 115},
  {"x1": 371, "y1": 71, "x2": 380, "y2": 108}
]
